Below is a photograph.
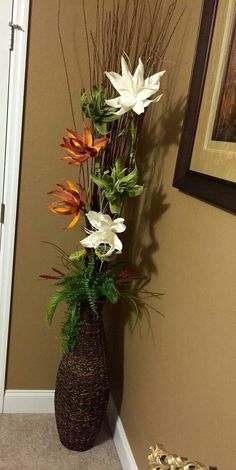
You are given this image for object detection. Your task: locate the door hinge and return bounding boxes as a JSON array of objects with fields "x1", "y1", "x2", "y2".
[
  {"x1": 0, "y1": 204, "x2": 5, "y2": 224},
  {"x1": 9, "y1": 22, "x2": 24, "y2": 51}
]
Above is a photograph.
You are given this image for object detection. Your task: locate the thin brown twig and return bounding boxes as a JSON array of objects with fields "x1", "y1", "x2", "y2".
[
  {"x1": 82, "y1": 0, "x2": 92, "y2": 89},
  {"x1": 57, "y1": 0, "x2": 77, "y2": 130},
  {"x1": 57, "y1": 0, "x2": 183, "y2": 206}
]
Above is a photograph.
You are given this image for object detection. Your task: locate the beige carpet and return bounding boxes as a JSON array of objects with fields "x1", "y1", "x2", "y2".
[{"x1": 0, "y1": 414, "x2": 122, "y2": 470}]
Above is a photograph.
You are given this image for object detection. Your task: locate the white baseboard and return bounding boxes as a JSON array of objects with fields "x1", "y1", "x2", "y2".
[
  {"x1": 3, "y1": 390, "x2": 138, "y2": 470},
  {"x1": 3, "y1": 390, "x2": 55, "y2": 413},
  {"x1": 107, "y1": 395, "x2": 138, "y2": 470}
]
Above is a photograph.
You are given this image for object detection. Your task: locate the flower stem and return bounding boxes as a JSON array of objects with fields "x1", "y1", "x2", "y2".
[{"x1": 130, "y1": 113, "x2": 138, "y2": 166}]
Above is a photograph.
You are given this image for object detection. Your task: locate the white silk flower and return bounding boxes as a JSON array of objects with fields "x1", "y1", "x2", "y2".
[
  {"x1": 80, "y1": 211, "x2": 126, "y2": 255},
  {"x1": 105, "y1": 56, "x2": 165, "y2": 115}
]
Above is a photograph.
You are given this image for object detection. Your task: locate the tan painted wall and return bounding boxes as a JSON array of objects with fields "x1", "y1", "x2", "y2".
[
  {"x1": 6, "y1": 1, "x2": 236, "y2": 469},
  {"x1": 106, "y1": 2, "x2": 236, "y2": 470},
  {"x1": 6, "y1": 0, "x2": 93, "y2": 388}
]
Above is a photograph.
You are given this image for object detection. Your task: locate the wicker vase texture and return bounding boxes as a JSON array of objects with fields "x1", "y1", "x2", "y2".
[{"x1": 54, "y1": 305, "x2": 109, "y2": 451}]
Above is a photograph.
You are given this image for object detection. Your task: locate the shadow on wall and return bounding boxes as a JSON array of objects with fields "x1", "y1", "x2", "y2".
[
  {"x1": 129, "y1": 95, "x2": 186, "y2": 276},
  {"x1": 104, "y1": 94, "x2": 186, "y2": 416}
]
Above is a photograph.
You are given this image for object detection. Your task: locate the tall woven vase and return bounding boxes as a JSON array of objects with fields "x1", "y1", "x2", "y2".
[{"x1": 54, "y1": 305, "x2": 109, "y2": 451}]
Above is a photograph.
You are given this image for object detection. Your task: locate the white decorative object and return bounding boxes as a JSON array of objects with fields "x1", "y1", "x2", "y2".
[
  {"x1": 80, "y1": 211, "x2": 126, "y2": 255},
  {"x1": 105, "y1": 56, "x2": 165, "y2": 115}
]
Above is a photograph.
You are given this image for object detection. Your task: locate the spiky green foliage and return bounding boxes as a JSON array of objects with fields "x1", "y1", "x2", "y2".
[
  {"x1": 80, "y1": 85, "x2": 119, "y2": 135},
  {"x1": 91, "y1": 158, "x2": 143, "y2": 214},
  {"x1": 44, "y1": 253, "x2": 163, "y2": 352},
  {"x1": 47, "y1": 254, "x2": 120, "y2": 352}
]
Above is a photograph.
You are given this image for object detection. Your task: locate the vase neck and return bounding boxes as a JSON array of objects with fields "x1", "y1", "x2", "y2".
[{"x1": 73, "y1": 304, "x2": 106, "y2": 356}]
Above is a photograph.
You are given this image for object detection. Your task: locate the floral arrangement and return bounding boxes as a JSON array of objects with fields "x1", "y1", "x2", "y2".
[{"x1": 41, "y1": 0, "x2": 181, "y2": 353}]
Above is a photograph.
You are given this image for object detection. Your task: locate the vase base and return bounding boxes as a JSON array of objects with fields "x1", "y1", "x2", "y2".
[{"x1": 58, "y1": 436, "x2": 96, "y2": 452}]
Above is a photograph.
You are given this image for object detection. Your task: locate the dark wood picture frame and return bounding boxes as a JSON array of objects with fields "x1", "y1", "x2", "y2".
[{"x1": 173, "y1": 0, "x2": 236, "y2": 213}]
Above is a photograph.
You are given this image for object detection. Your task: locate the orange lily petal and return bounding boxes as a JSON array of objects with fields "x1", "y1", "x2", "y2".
[
  {"x1": 68, "y1": 160, "x2": 83, "y2": 166},
  {"x1": 61, "y1": 147, "x2": 82, "y2": 157},
  {"x1": 66, "y1": 129, "x2": 78, "y2": 139},
  {"x1": 66, "y1": 180, "x2": 79, "y2": 194},
  {"x1": 60, "y1": 156, "x2": 82, "y2": 165},
  {"x1": 67, "y1": 211, "x2": 81, "y2": 229},
  {"x1": 83, "y1": 127, "x2": 93, "y2": 147},
  {"x1": 48, "y1": 190, "x2": 77, "y2": 205},
  {"x1": 48, "y1": 205, "x2": 72, "y2": 215},
  {"x1": 93, "y1": 137, "x2": 110, "y2": 152},
  {"x1": 60, "y1": 154, "x2": 88, "y2": 164},
  {"x1": 72, "y1": 138, "x2": 84, "y2": 148}
]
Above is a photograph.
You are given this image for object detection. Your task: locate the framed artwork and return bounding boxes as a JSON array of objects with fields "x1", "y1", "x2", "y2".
[{"x1": 173, "y1": 0, "x2": 236, "y2": 213}]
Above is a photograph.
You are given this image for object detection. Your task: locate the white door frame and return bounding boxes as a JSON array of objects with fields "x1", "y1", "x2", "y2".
[
  {"x1": 0, "y1": 0, "x2": 30, "y2": 412},
  {"x1": 0, "y1": 0, "x2": 14, "y2": 246}
]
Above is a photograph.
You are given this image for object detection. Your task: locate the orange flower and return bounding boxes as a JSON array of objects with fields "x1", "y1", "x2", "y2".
[
  {"x1": 48, "y1": 180, "x2": 86, "y2": 229},
  {"x1": 60, "y1": 127, "x2": 109, "y2": 165}
]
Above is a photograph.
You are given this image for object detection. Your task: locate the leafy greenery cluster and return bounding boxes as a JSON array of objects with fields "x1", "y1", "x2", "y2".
[
  {"x1": 47, "y1": 253, "x2": 120, "y2": 352},
  {"x1": 91, "y1": 158, "x2": 143, "y2": 214},
  {"x1": 80, "y1": 85, "x2": 119, "y2": 135}
]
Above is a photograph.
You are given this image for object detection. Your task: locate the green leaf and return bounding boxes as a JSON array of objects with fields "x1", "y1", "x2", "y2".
[
  {"x1": 114, "y1": 157, "x2": 125, "y2": 175},
  {"x1": 69, "y1": 249, "x2": 86, "y2": 261},
  {"x1": 102, "y1": 114, "x2": 120, "y2": 123},
  {"x1": 109, "y1": 198, "x2": 122, "y2": 214},
  {"x1": 127, "y1": 184, "x2": 144, "y2": 197},
  {"x1": 91, "y1": 85, "x2": 98, "y2": 100},
  {"x1": 91, "y1": 174, "x2": 112, "y2": 190},
  {"x1": 95, "y1": 121, "x2": 107, "y2": 135},
  {"x1": 119, "y1": 167, "x2": 138, "y2": 185}
]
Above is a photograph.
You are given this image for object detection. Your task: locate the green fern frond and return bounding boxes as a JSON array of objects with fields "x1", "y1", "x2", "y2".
[
  {"x1": 47, "y1": 289, "x2": 65, "y2": 325},
  {"x1": 46, "y1": 253, "x2": 159, "y2": 352},
  {"x1": 86, "y1": 253, "x2": 95, "y2": 280},
  {"x1": 87, "y1": 285, "x2": 97, "y2": 313},
  {"x1": 98, "y1": 277, "x2": 120, "y2": 303},
  {"x1": 60, "y1": 303, "x2": 82, "y2": 353}
]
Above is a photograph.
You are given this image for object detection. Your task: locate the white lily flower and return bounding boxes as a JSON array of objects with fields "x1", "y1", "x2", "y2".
[
  {"x1": 80, "y1": 211, "x2": 126, "y2": 255},
  {"x1": 105, "y1": 56, "x2": 165, "y2": 115}
]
